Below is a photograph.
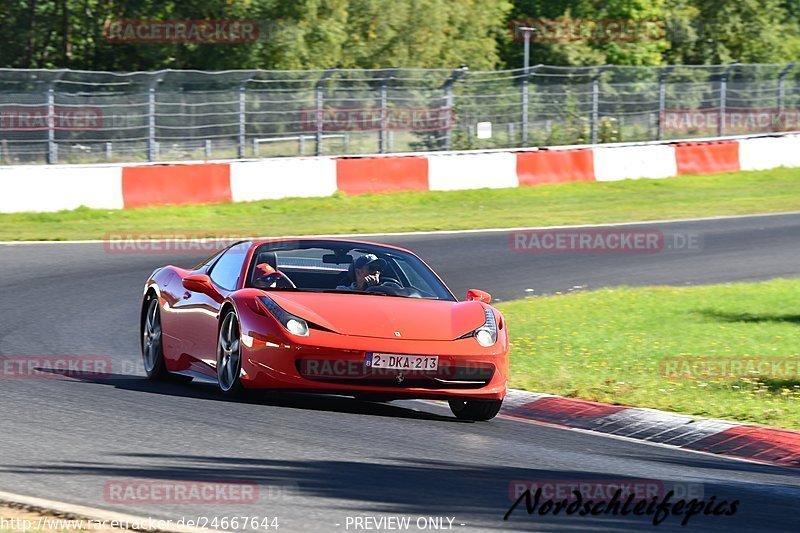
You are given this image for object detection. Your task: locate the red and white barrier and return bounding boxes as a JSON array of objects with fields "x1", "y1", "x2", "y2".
[
  {"x1": 428, "y1": 152, "x2": 518, "y2": 191},
  {"x1": 2, "y1": 132, "x2": 799, "y2": 213},
  {"x1": 335, "y1": 156, "x2": 427, "y2": 195},
  {"x1": 739, "y1": 135, "x2": 800, "y2": 171},
  {"x1": 593, "y1": 144, "x2": 677, "y2": 181},
  {"x1": 231, "y1": 158, "x2": 337, "y2": 202},
  {"x1": 675, "y1": 140, "x2": 740, "y2": 175},
  {"x1": 0, "y1": 165, "x2": 123, "y2": 213}
]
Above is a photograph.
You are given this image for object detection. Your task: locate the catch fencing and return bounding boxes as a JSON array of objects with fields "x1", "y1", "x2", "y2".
[{"x1": 0, "y1": 64, "x2": 798, "y2": 165}]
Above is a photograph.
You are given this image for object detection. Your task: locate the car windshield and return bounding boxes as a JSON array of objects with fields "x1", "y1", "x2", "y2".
[{"x1": 246, "y1": 240, "x2": 455, "y2": 301}]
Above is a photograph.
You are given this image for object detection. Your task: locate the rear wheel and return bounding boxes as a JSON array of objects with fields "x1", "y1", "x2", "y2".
[
  {"x1": 448, "y1": 399, "x2": 503, "y2": 421},
  {"x1": 217, "y1": 310, "x2": 244, "y2": 396}
]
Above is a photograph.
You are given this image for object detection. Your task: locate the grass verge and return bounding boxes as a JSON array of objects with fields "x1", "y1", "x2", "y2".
[
  {"x1": 2, "y1": 167, "x2": 800, "y2": 241},
  {"x1": 498, "y1": 278, "x2": 800, "y2": 430}
]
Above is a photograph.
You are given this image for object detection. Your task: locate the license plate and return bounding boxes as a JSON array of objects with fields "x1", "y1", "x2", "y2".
[{"x1": 366, "y1": 353, "x2": 438, "y2": 371}]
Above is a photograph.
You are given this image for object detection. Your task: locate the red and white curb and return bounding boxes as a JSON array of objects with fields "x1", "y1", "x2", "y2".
[{"x1": 501, "y1": 389, "x2": 800, "y2": 469}]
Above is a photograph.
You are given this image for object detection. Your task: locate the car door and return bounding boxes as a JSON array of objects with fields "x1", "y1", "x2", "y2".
[{"x1": 172, "y1": 241, "x2": 251, "y2": 377}]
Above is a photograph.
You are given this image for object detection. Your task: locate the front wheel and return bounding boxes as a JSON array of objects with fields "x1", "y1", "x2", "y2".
[
  {"x1": 142, "y1": 297, "x2": 169, "y2": 380},
  {"x1": 448, "y1": 399, "x2": 503, "y2": 421},
  {"x1": 142, "y1": 296, "x2": 192, "y2": 383},
  {"x1": 217, "y1": 310, "x2": 245, "y2": 396}
]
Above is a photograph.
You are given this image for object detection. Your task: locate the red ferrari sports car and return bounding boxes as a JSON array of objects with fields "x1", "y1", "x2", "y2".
[{"x1": 141, "y1": 238, "x2": 508, "y2": 420}]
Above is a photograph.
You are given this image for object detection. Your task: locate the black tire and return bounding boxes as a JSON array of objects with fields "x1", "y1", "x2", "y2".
[
  {"x1": 448, "y1": 399, "x2": 503, "y2": 421},
  {"x1": 142, "y1": 296, "x2": 192, "y2": 383},
  {"x1": 217, "y1": 309, "x2": 245, "y2": 396}
]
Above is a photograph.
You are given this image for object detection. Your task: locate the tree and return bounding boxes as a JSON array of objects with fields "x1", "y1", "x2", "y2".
[
  {"x1": 500, "y1": 0, "x2": 670, "y2": 68},
  {"x1": 0, "y1": 0, "x2": 511, "y2": 71},
  {"x1": 684, "y1": 0, "x2": 795, "y2": 64}
]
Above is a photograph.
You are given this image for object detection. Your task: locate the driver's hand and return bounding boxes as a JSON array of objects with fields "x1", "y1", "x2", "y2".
[{"x1": 364, "y1": 274, "x2": 381, "y2": 287}]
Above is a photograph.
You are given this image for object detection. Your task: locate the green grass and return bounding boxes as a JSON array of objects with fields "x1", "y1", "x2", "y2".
[
  {"x1": 2, "y1": 166, "x2": 800, "y2": 241},
  {"x1": 498, "y1": 279, "x2": 800, "y2": 429}
]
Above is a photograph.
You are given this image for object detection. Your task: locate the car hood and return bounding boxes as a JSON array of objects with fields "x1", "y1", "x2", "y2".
[{"x1": 266, "y1": 292, "x2": 487, "y2": 341}]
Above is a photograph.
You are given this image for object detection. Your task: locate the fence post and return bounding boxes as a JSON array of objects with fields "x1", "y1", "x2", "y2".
[
  {"x1": 314, "y1": 70, "x2": 336, "y2": 156},
  {"x1": 519, "y1": 26, "x2": 536, "y2": 147},
  {"x1": 717, "y1": 75, "x2": 726, "y2": 137},
  {"x1": 47, "y1": 85, "x2": 57, "y2": 164},
  {"x1": 444, "y1": 84, "x2": 454, "y2": 151},
  {"x1": 379, "y1": 82, "x2": 387, "y2": 154},
  {"x1": 147, "y1": 80, "x2": 157, "y2": 162},
  {"x1": 315, "y1": 85, "x2": 323, "y2": 156},
  {"x1": 441, "y1": 66, "x2": 468, "y2": 151},
  {"x1": 237, "y1": 72, "x2": 256, "y2": 159},
  {"x1": 656, "y1": 66, "x2": 672, "y2": 141},
  {"x1": 778, "y1": 63, "x2": 796, "y2": 131},
  {"x1": 521, "y1": 66, "x2": 540, "y2": 147},
  {"x1": 238, "y1": 86, "x2": 247, "y2": 158},
  {"x1": 717, "y1": 64, "x2": 736, "y2": 137},
  {"x1": 522, "y1": 73, "x2": 529, "y2": 147},
  {"x1": 44, "y1": 71, "x2": 66, "y2": 164},
  {"x1": 589, "y1": 67, "x2": 607, "y2": 145}
]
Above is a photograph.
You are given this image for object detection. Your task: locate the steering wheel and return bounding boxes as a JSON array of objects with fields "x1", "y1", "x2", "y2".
[
  {"x1": 365, "y1": 278, "x2": 423, "y2": 298},
  {"x1": 253, "y1": 271, "x2": 296, "y2": 290}
]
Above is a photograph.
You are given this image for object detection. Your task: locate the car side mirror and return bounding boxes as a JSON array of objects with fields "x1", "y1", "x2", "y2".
[
  {"x1": 183, "y1": 273, "x2": 217, "y2": 295},
  {"x1": 465, "y1": 289, "x2": 491, "y2": 304}
]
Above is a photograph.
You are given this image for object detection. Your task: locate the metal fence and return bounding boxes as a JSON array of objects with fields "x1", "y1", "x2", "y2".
[{"x1": 1, "y1": 64, "x2": 799, "y2": 165}]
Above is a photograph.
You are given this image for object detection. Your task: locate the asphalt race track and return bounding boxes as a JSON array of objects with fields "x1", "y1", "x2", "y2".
[{"x1": 1, "y1": 212, "x2": 800, "y2": 532}]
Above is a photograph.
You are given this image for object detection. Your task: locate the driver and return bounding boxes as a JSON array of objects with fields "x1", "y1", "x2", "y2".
[{"x1": 337, "y1": 254, "x2": 388, "y2": 291}]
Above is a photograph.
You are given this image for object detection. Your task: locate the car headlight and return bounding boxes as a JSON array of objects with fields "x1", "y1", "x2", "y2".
[
  {"x1": 460, "y1": 308, "x2": 497, "y2": 347},
  {"x1": 258, "y1": 296, "x2": 309, "y2": 337}
]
